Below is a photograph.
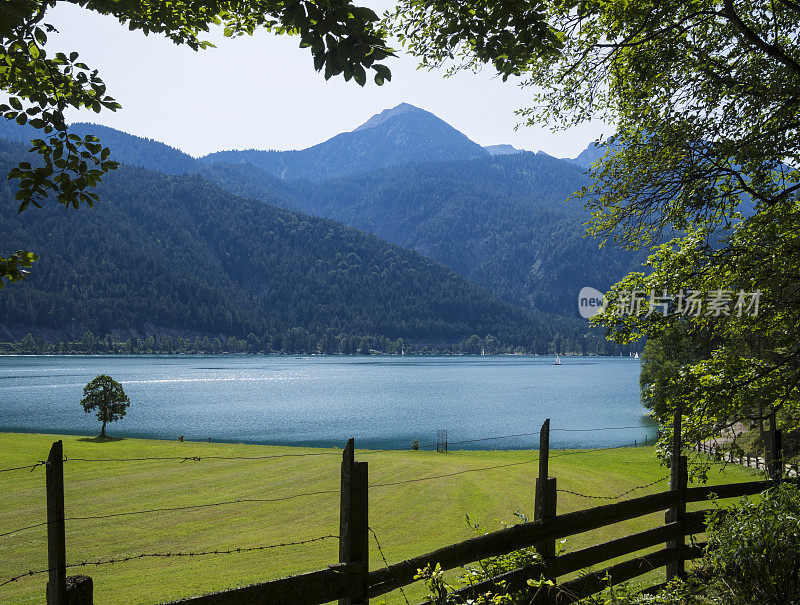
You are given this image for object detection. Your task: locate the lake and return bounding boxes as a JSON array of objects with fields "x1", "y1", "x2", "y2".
[{"x1": 0, "y1": 355, "x2": 653, "y2": 449}]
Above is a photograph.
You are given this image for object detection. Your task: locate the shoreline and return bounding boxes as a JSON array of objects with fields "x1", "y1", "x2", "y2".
[
  {"x1": 0, "y1": 352, "x2": 638, "y2": 357},
  {"x1": 0, "y1": 429, "x2": 656, "y2": 452}
]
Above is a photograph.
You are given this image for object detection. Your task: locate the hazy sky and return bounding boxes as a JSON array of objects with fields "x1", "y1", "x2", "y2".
[{"x1": 43, "y1": 3, "x2": 610, "y2": 159}]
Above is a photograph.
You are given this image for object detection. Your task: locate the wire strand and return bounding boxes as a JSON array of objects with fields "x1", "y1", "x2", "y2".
[
  {"x1": 65, "y1": 452, "x2": 341, "y2": 463},
  {"x1": 1, "y1": 444, "x2": 646, "y2": 540},
  {"x1": 0, "y1": 535, "x2": 339, "y2": 588},
  {"x1": 0, "y1": 521, "x2": 48, "y2": 539},
  {"x1": 0, "y1": 490, "x2": 340, "y2": 540},
  {"x1": 369, "y1": 527, "x2": 410, "y2": 605},
  {"x1": 1, "y1": 427, "x2": 653, "y2": 474},
  {"x1": 0, "y1": 461, "x2": 47, "y2": 473},
  {"x1": 557, "y1": 476, "x2": 669, "y2": 500},
  {"x1": 369, "y1": 456, "x2": 540, "y2": 489}
]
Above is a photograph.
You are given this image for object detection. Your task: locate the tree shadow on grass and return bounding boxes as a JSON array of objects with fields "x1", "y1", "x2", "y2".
[{"x1": 77, "y1": 435, "x2": 125, "y2": 443}]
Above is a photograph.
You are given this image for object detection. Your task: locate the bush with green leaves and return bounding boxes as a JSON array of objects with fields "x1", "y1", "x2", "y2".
[
  {"x1": 415, "y1": 512, "x2": 558, "y2": 605},
  {"x1": 704, "y1": 482, "x2": 800, "y2": 605},
  {"x1": 413, "y1": 487, "x2": 800, "y2": 605}
]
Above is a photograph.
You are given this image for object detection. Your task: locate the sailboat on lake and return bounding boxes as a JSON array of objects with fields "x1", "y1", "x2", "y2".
[{"x1": 553, "y1": 354, "x2": 562, "y2": 365}]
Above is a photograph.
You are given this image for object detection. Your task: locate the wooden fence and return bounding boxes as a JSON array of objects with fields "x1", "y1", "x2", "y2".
[
  {"x1": 694, "y1": 441, "x2": 799, "y2": 477},
  {"x1": 40, "y1": 420, "x2": 794, "y2": 605}
]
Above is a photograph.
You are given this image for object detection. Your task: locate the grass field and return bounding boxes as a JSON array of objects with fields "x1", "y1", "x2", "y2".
[{"x1": 0, "y1": 432, "x2": 760, "y2": 604}]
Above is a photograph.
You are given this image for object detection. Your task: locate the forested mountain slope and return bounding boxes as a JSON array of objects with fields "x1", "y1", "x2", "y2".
[
  {"x1": 0, "y1": 106, "x2": 644, "y2": 321},
  {"x1": 281, "y1": 153, "x2": 646, "y2": 315},
  {"x1": 0, "y1": 140, "x2": 578, "y2": 351}
]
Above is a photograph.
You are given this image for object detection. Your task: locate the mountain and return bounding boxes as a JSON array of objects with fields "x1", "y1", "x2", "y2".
[
  {"x1": 282, "y1": 152, "x2": 646, "y2": 315},
  {"x1": 200, "y1": 103, "x2": 489, "y2": 181},
  {"x1": 0, "y1": 107, "x2": 643, "y2": 321},
  {"x1": 485, "y1": 144, "x2": 524, "y2": 156},
  {"x1": 0, "y1": 139, "x2": 573, "y2": 351},
  {"x1": 567, "y1": 142, "x2": 606, "y2": 169},
  {"x1": 68, "y1": 123, "x2": 198, "y2": 174},
  {"x1": 0, "y1": 119, "x2": 197, "y2": 174}
]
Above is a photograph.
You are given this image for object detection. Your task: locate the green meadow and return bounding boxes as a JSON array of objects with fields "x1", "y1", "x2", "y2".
[{"x1": 0, "y1": 433, "x2": 758, "y2": 604}]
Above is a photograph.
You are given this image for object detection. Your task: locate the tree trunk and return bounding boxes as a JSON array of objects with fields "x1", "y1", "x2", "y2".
[{"x1": 101, "y1": 419, "x2": 106, "y2": 438}]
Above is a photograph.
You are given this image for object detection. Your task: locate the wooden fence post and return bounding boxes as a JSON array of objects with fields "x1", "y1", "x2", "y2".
[
  {"x1": 45, "y1": 441, "x2": 67, "y2": 605},
  {"x1": 534, "y1": 419, "x2": 557, "y2": 559},
  {"x1": 66, "y1": 576, "x2": 93, "y2": 604},
  {"x1": 339, "y1": 439, "x2": 368, "y2": 605},
  {"x1": 665, "y1": 455, "x2": 687, "y2": 581},
  {"x1": 766, "y1": 411, "x2": 782, "y2": 479},
  {"x1": 534, "y1": 419, "x2": 557, "y2": 604},
  {"x1": 436, "y1": 430, "x2": 448, "y2": 453},
  {"x1": 665, "y1": 407, "x2": 687, "y2": 582}
]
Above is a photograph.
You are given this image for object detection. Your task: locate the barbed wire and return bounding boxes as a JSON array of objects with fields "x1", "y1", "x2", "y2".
[
  {"x1": 0, "y1": 489, "x2": 340, "y2": 540},
  {"x1": 369, "y1": 456, "x2": 540, "y2": 489},
  {"x1": 688, "y1": 458, "x2": 752, "y2": 467},
  {"x1": 366, "y1": 444, "x2": 648, "y2": 490},
  {"x1": 552, "y1": 426, "x2": 651, "y2": 432},
  {"x1": 0, "y1": 521, "x2": 49, "y2": 539},
  {"x1": 0, "y1": 442, "x2": 650, "y2": 542},
  {"x1": 0, "y1": 461, "x2": 47, "y2": 473},
  {"x1": 65, "y1": 451, "x2": 342, "y2": 463},
  {"x1": 442, "y1": 426, "x2": 653, "y2": 447},
  {"x1": 0, "y1": 534, "x2": 339, "y2": 588},
  {"x1": 548, "y1": 443, "x2": 641, "y2": 460},
  {"x1": 369, "y1": 527, "x2": 410, "y2": 605},
  {"x1": 1, "y1": 447, "x2": 442, "y2": 473},
  {"x1": 0, "y1": 426, "x2": 654, "y2": 475},
  {"x1": 445, "y1": 433, "x2": 540, "y2": 446},
  {"x1": 557, "y1": 476, "x2": 670, "y2": 501}
]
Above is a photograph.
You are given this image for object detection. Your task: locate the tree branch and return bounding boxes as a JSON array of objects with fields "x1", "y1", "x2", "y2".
[{"x1": 723, "y1": 0, "x2": 800, "y2": 76}]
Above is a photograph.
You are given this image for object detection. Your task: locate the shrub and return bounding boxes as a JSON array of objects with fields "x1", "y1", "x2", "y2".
[
  {"x1": 416, "y1": 486, "x2": 800, "y2": 605},
  {"x1": 415, "y1": 513, "x2": 554, "y2": 604},
  {"x1": 704, "y1": 482, "x2": 800, "y2": 605}
]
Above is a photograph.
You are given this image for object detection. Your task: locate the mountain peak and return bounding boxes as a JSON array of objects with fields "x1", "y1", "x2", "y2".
[
  {"x1": 203, "y1": 103, "x2": 488, "y2": 180},
  {"x1": 564, "y1": 141, "x2": 606, "y2": 169},
  {"x1": 485, "y1": 144, "x2": 525, "y2": 156},
  {"x1": 353, "y1": 102, "x2": 429, "y2": 132}
]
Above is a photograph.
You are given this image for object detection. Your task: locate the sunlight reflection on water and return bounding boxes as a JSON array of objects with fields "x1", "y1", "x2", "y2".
[{"x1": 0, "y1": 355, "x2": 652, "y2": 449}]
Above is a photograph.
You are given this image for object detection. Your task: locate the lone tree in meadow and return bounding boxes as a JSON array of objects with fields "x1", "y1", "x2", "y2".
[{"x1": 81, "y1": 374, "x2": 130, "y2": 437}]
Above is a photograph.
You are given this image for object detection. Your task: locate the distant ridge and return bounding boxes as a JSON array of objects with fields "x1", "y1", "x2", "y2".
[
  {"x1": 565, "y1": 142, "x2": 606, "y2": 169},
  {"x1": 0, "y1": 119, "x2": 197, "y2": 175},
  {"x1": 201, "y1": 103, "x2": 489, "y2": 181},
  {"x1": 0, "y1": 138, "x2": 549, "y2": 347},
  {"x1": 485, "y1": 144, "x2": 524, "y2": 156},
  {"x1": 0, "y1": 110, "x2": 641, "y2": 324}
]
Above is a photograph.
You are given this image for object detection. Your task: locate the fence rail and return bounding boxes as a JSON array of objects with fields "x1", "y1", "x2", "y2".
[
  {"x1": 6, "y1": 416, "x2": 794, "y2": 605},
  {"x1": 694, "y1": 440, "x2": 799, "y2": 477}
]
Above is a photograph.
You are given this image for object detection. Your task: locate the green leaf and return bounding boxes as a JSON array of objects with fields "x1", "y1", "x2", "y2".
[{"x1": 353, "y1": 64, "x2": 366, "y2": 86}]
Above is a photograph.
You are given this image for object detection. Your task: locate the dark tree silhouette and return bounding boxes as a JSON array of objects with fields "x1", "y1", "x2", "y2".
[{"x1": 81, "y1": 374, "x2": 130, "y2": 437}]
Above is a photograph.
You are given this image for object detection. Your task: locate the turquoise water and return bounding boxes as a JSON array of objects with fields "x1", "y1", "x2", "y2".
[{"x1": 0, "y1": 355, "x2": 652, "y2": 449}]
